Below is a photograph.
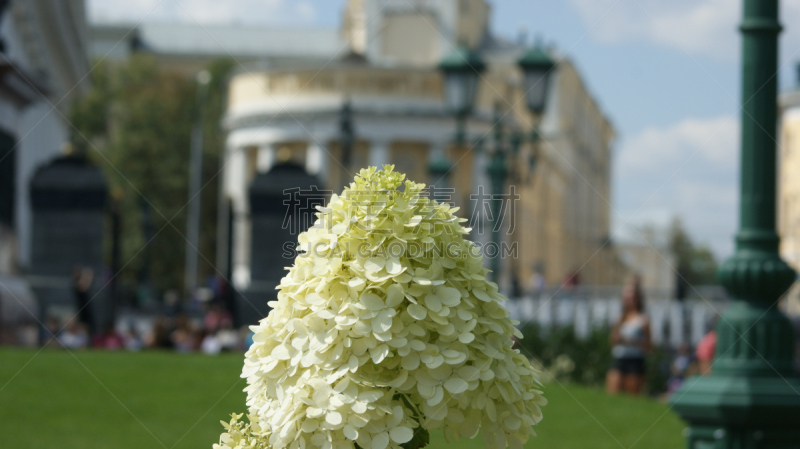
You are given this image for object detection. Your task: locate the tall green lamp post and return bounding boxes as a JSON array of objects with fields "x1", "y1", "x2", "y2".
[
  {"x1": 486, "y1": 105, "x2": 510, "y2": 281},
  {"x1": 670, "y1": 1, "x2": 800, "y2": 447}
]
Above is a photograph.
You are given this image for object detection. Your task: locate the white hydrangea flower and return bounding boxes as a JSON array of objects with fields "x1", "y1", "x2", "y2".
[{"x1": 216, "y1": 166, "x2": 546, "y2": 449}]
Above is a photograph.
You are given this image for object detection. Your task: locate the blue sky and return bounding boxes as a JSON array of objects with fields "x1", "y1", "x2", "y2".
[{"x1": 89, "y1": 0, "x2": 800, "y2": 259}]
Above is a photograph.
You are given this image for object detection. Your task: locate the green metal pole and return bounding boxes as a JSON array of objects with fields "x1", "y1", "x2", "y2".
[
  {"x1": 487, "y1": 152, "x2": 506, "y2": 284},
  {"x1": 487, "y1": 104, "x2": 507, "y2": 283},
  {"x1": 455, "y1": 113, "x2": 467, "y2": 147},
  {"x1": 670, "y1": 1, "x2": 800, "y2": 447}
]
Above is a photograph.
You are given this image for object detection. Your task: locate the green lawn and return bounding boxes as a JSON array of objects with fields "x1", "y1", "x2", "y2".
[{"x1": 0, "y1": 348, "x2": 685, "y2": 448}]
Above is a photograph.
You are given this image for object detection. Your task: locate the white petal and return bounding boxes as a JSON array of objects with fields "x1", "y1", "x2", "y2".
[
  {"x1": 385, "y1": 258, "x2": 404, "y2": 275},
  {"x1": 424, "y1": 294, "x2": 442, "y2": 312},
  {"x1": 358, "y1": 390, "x2": 384, "y2": 402},
  {"x1": 326, "y1": 411, "x2": 342, "y2": 426},
  {"x1": 352, "y1": 401, "x2": 367, "y2": 413},
  {"x1": 348, "y1": 277, "x2": 366, "y2": 288},
  {"x1": 473, "y1": 289, "x2": 491, "y2": 302},
  {"x1": 457, "y1": 366, "x2": 481, "y2": 382},
  {"x1": 437, "y1": 286, "x2": 461, "y2": 306},
  {"x1": 343, "y1": 424, "x2": 359, "y2": 440},
  {"x1": 365, "y1": 257, "x2": 386, "y2": 273},
  {"x1": 272, "y1": 345, "x2": 291, "y2": 360},
  {"x1": 318, "y1": 310, "x2": 335, "y2": 319},
  {"x1": 370, "y1": 344, "x2": 390, "y2": 364},
  {"x1": 372, "y1": 309, "x2": 394, "y2": 333},
  {"x1": 372, "y1": 432, "x2": 390, "y2": 449},
  {"x1": 301, "y1": 419, "x2": 319, "y2": 432},
  {"x1": 360, "y1": 293, "x2": 384, "y2": 310},
  {"x1": 402, "y1": 352, "x2": 420, "y2": 370},
  {"x1": 444, "y1": 377, "x2": 469, "y2": 394},
  {"x1": 427, "y1": 385, "x2": 444, "y2": 406},
  {"x1": 386, "y1": 284, "x2": 405, "y2": 307},
  {"x1": 389, "y1": 427, "x2": 414, "y2": 444},
  {"x1": 407, "y1": 304, "x2": 427, "y2": 320}
]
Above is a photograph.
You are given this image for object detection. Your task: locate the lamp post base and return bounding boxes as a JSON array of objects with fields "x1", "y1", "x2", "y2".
[
  {"x1": 671, "y1": 375, "x2": 800, "y2": 448},
  {"x1": 683, "y1": 425, "x2": 800, "y2": 449}
]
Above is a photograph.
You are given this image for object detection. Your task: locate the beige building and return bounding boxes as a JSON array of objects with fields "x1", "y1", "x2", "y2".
[
  {"x1": 89, "y1": 0, "x2": 627, "y2": 293},
  {"x1": 778, "y1": 89, "x2": 800, "y2": 313},
  {"x1": 221, "y1": 0, "x2": 625, "y2": 292}
]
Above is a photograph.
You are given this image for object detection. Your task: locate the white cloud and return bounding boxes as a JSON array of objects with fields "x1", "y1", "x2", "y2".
[
  {"x1": 88, "y1": 0, "x2": 316, "y2": 26},
  {"x1": 296, "y1": 2, "x2": 317, "y2": 22},
  {"x1": 613, "y1": 115, "x2": 739, "y2": 257},
  {"x1": 569, "y1": 0, "x2": 800, "y2": 61},
  {"x1": 617, "y1": 115, "x2": 738, "y2": 173}
]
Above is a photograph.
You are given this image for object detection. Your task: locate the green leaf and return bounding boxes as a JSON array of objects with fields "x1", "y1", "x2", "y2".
[{"x1": 401, "y1": 425, "x2": 429, "y2": 449}]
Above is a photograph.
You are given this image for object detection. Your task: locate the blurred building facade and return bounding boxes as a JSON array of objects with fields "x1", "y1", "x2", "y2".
[
  {"x1": 0, "y1": 0, "x2": 90, "y2": 274},
  {"x1": 778, "y1": 88, "x2": 800, "y2": 313},
  {"x1": 613, "y1": 224, "x2": 675, "y2": 293},
  {"x1": 89, "y1": 0, "x2": 627, "y2": 294},
  {"x1": 221, "y1": 0, "x2": 626, "y2": 292}
]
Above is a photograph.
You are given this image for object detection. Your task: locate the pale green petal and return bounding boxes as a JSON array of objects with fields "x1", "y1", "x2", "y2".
[
  {"x1": 437, "y1": 286, "x2": 462, "y2": 306},
  {"x1": 365, "y1": 257, "x2": 386, "y2": 273},
  {"x1": 360, "y1": 293, "x2": 384, "y2": 310},
  {"x1": 407, "y1": 304, "x2": 427, "y2": 320},
  {"x1": 443, "y1": 377, "x2": 469, "y2": 394},
  {"x1": 389, "y1": 427, "x2": 414, "y2": 444}
]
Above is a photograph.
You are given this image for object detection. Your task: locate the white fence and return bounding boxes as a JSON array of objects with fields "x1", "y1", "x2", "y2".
[{"x1": 504, "y1": 286, "x2": 728, "y2": 349}]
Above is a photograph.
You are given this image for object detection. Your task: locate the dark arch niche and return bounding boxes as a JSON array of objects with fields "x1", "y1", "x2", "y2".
[
  {"x1": 240, "y1": 162, "x2": 325, "y2": 326},
  {"x1": 29, "y1": 154, "x2": 108, "y2": 333}
]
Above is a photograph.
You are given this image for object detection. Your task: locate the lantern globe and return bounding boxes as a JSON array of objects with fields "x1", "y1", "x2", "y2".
[
  {"x1": 517, "y1": 47, "x2": 555, "y2": 114},
  {"x1": 439, "y1": 46, "x2": 486, "y2": 116}
]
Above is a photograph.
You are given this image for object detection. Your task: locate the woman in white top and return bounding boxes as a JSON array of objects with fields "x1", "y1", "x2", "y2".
[{"x1": 605, "y1": 277, "x2": 651, "y2": 395}]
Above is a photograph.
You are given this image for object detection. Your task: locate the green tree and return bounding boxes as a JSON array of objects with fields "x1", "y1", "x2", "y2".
[
  {"x1": 70, "y1": 54, "x2": 233, "y2": 297},
  {"x1": 669, "y1": 218, "x2": 718, "y2": 290}
]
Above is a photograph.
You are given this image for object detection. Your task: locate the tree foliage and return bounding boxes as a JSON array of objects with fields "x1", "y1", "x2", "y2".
[
  {"x1": 668, "y1": 218, "x2": 718, "y2": 291},
  {"x1": 70, "y1": 54, "x2": 233, "y2": 297}
]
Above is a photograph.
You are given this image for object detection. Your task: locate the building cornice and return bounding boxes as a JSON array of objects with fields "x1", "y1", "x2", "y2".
[{"x1": 224, "y1": 94, "x2": 496, "y2": 131}]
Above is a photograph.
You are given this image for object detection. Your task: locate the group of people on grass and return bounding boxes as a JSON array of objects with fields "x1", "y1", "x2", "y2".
[{"x1": 46, "y1": 302, "x2": 254, "y2": 355}]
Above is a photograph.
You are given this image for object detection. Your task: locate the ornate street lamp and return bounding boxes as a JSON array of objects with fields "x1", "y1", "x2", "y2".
[
  {"x1": 516, "y1": 45, "x2": 555, "y2": 178},
  {"x1": 669, "y1": 1, "x2": 800, "y2": 447},
  {"x1": 431, "y1": 46, "x2": 485, "y2": 202},
  {"x1": 438, "y1": 46, "x2": 486, "y2": 144},
  {"x1": 482, "y1": 47, "x2": 556, "y2": 283},
  {"x1": 518, "y1": 46, "x2": 556, "y2": 114},
  {"x1": 437, "y1": 44, "x2": 556, "y2": 285}
]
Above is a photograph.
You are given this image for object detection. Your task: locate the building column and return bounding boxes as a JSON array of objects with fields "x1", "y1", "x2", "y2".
[
  {"x1": 306, "y1": 139, "x2": 327, "y2": 182},
  {"x1": 257, "y1": 143, "x2": 275, "y2": 173},
  {"x1": 228, "y1": 145, "x2": 253, "y2": 290},
  {"x1": 369, "y1": 139, "x2": 390, "y2": 168}
]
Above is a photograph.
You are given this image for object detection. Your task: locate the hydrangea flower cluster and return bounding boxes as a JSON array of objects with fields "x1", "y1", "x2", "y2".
[{"x1": 215, "y1": 166, "x2": 546, "y2": 449}]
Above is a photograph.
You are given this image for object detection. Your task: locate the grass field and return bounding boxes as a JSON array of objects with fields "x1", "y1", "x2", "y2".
[{"x1": 0, "y1": 348, "x2": 685, "y2": 448}]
